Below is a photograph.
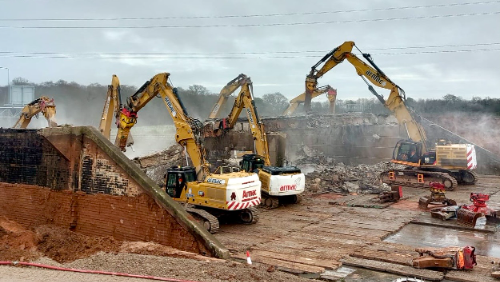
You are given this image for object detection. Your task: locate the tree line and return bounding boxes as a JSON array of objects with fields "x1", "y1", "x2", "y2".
[{"x1": 0, "y1": 78, "x2": 498, "y2": 128}]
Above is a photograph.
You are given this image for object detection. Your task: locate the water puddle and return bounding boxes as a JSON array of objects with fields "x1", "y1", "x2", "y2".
[{"x1": 384, "y1": 223, "x2": 500, "y2": 258}]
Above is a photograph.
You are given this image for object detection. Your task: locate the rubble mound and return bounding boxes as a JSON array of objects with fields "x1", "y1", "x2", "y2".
[
  {"x1": 305, "y1": 162, "x2": 406, "y2": 194},
  {"x1": 133, "y1": 144, "x2": 185, "y2": 185}
]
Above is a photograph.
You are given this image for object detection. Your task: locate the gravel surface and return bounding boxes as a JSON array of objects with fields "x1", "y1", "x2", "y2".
[{"x1": 1, "y1": 252, "x2": 319, "y2": 282}]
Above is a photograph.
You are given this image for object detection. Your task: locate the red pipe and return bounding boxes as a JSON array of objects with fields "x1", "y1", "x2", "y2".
[{"x1": 0, "y1": 261, "x2": 199, "y2": 282}]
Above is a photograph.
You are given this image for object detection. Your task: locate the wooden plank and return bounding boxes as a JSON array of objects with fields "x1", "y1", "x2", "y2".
[
  {"x1": 232, "y1": 252, "x2": 326, "y2": 274},
  {"x1": 302, "y1": 224, "x2": 389, "y2": 239},
  {"x1": 351, "y1": 249, "x2": 414, "y2": 266},
  {"x1": 445, "y1": 270, "x2": 498, "y2": 282},
  {"x1": 341, "y1": 256, "x2": 444, "y2": 281},
  {"x1": 251, "y1": 249, "x2": 341, "y2": 270}
]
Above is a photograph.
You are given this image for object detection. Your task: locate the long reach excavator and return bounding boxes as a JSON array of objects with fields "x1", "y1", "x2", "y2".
[
  {"x1": 205, "y1": 74, "x2": 305, "y2": 208},
  {"x1": 13, "y1": 96, "x2": 57, "y2": 129},
  {"x1": 114, "y1": 73, "x2": 261, "y2": 233},
  {"x1": 306, "y1": 41, "x2": 477, "y2": 190}
]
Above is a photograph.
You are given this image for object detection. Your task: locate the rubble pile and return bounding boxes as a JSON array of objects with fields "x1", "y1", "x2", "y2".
[
  {"x1": 305, "y1": 162, "x2": 406, "y2": 194},
  {"x1": 292, "y1": 145, "x2": 335, "y2": 166},
  {"x1": 133, "y1": 144, "x2": 185, "y2": 185}
]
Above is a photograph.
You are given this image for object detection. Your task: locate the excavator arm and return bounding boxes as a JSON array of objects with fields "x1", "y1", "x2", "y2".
[
  {"x1": 307, "y1": 41, "x2": 427, "y2": 151},
  {"x1": 99, "y1": 75, "x2": 121, "y2": 139},
  {"x1": 99, "y1": 75, "x2": 134, "y2": 147},
  {"x1": 208, "y1": 73, "x2": 249, "y2": 119},
  {"x1": 225, "y1": 77, "x2": 270, "y2": 165},
  {"x1": 283, "y1": 85, "x2": 337, "y2": 116},
  {"x1": 13, "y1": 96, "x2": 57, "y2": 129},
  {"x1": 115, "y1": 72, "x2": 210, "y2": 180}
]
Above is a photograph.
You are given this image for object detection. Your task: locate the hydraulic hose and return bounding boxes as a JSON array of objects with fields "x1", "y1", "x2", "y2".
[{"x1": 0, "y1": 261, "x2": 199, "y2": 282}]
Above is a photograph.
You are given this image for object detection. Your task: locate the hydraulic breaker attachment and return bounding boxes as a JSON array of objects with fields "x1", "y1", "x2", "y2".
[{"x1": 418, "y1": 182, "x2": 456, "y2": 209}]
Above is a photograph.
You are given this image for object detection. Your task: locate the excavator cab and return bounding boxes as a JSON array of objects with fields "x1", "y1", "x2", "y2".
[
  {"x1": 393, "y1": 140, "x2": 423, "y2": 164},
  {"x1": 165, "y1": 166, "x2": 197, "y2": 198},
  {"x1": 240, "y1": 154, "x2": 265, "y2": 173}
]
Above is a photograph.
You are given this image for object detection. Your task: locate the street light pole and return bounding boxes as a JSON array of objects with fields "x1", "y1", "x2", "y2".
[
  {"x1": 0, "y1": 66, "x2": 9, "y2": 91},
  {"x1": 0, "y1": 66, "x2": 10, "y2": 105}
]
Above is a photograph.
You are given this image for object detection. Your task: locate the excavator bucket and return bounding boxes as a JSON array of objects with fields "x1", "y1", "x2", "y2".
[
  {"x1": 43, "y1": 107, "x2": 57, "y2": 127},
  {"x1": 457, "y1": 208, "x2": 482, "y2": 226}
]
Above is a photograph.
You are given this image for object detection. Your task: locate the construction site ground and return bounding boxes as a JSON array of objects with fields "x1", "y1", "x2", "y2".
[{"x1": 1, "y1": 174, "x2": 500, "y2": 281}]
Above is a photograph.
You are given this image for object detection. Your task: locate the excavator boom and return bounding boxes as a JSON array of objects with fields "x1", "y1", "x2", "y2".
[
  {"x1": 99, "y1": 75, "x2": 121, "y2": 139},
  {"x1": 283, "y1": 85, "x2": 337, "y2": 116},
  {"x1": 99, "y1": 75, "x2": 134, "y2": 147},
  {"x1": 13, "y1": 96, "x2": 57, "y2": 129},
  {"x1": 307, "y1": 41, "x2": 427, "y2": 150},
  {"x1": 115, "y1": 72, "x2": 210, "y2": 179},
  {"x1": 208, "y1": 73, "x2": 249, "y2": 119}
]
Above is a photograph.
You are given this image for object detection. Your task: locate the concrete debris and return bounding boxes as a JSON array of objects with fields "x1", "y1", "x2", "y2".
[
  {"x1": 133, "y1": 144, "x2": 185, "y2": 185},
  {"x1": 305, "y1": 162, "x2": 405, "y2": 195}
]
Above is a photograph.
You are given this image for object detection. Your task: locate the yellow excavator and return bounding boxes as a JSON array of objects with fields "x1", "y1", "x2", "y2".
[
  {"x1": 115, "y1": 73, "x2": 262, "y2": 233},
  {"x1": 208, "y1": 73, "x2": 249, "y2": 119},
  {"x1": 99, "y1": 75, "x2": 134, "y2": 148},
  {"x1": 306, "y1": 41, "x2": 478, "y2": 190},
  {"x1": 283, "y1": 85, "x2": 337, "y2": 116},
  {"x1": 13, "y1": 96, "x2": 57, "y2": 129},
  {"x1": 205, "y1": 75, "x2": 305, "y2": 208}
]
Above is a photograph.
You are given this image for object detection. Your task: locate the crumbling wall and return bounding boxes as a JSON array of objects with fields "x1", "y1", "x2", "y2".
[
  {"x1": 204, "y1": 114, "x2": 403, "y2": 166},
  {"x1": 203, "y1": 113, "x2": 499, "y2": 175},
  {"x1": 0, "y1": 126, "x2": 229, "y2": 258}
]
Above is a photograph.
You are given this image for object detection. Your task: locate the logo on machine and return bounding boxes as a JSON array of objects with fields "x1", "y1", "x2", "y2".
[
  {"x1": 246, "y1": 108, "x2": 254, "y2": 124},
  {"x1": 365, "y1": 70, "x2": 387, "y2": 87},
  {"x1": 211, "y1": 105, "x2": 220, "y2": 115},
  {"x1": 207, "y1": 178, "x2": 226, "y2": 185},
  {"x1": 164, "y1": 97, "x2": 177, "y2": 116},
  {"x1": 279, "y1": 184, "x2": 297, "y2": 191},
  {"x1": 242, "y1": 190, "x2": 258, "y2": 202}
]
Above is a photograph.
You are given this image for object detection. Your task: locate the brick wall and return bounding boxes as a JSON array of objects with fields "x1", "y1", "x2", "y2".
[
  {"x1": 0, "y1": 127, "x2": 225, "y2": 257},
  {"x1": 0, "y1": 184, "x2": 209, "y2": 254}
]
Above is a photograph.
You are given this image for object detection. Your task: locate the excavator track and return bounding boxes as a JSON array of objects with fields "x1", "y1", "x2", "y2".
[
  {"x1": 457, "y1": 170, "x2": 479, "y2": 185},
  {"x1": 185, "y1": 206, "x2": 220, "y2": 234},
  {"x1": 239, "y1": 206, "x2": 259, "y2": 224},
  {"x1": 261, "y1": 194, "x2": 280, "y2": 209},
  {"x1": 380, "y1": 169, "x2": 458, "y2": 191}
]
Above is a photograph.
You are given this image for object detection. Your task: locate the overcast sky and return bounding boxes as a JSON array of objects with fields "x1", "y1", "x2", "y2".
[{"x1": 0, "y1": 0, "x2": 499, "y2": 102}]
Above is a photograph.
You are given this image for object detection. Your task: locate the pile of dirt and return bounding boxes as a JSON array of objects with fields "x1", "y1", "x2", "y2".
[
  {"x1": 0, "y1": 216, "x2": 40, "y2": 261},
  {"x1": 35, "y1": 225, "x2": 121, "y2": 263},
  {"x1": 305, "y1": 162, "x2": 406, "y2": 195}
]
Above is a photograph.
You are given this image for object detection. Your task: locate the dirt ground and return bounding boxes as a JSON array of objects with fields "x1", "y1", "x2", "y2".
[{"x1": 0, "y1": 216, "x2": 317, "y2": 282}]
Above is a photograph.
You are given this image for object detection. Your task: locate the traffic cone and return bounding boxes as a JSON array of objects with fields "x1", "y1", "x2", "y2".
[{"x1": 246, "y1": 250, "x2": 252, "y2": 265}]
